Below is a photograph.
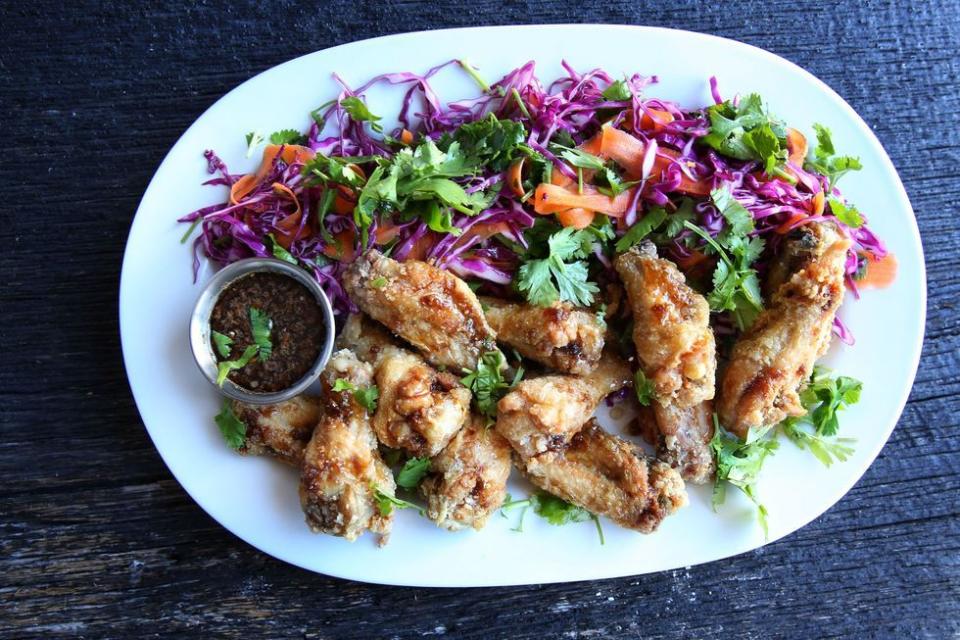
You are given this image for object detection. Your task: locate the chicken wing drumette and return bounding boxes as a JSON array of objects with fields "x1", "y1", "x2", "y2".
[
  {"x1": 635, "y1": 401, "x2": 715, "y2": 484},
  {"x1": 614, "y1": 242, "x2": 716, "y2": 408},
  {"x1": 230, "y1": 396, "x2": 320, "y2": 466},
  {"x1": 480, "y1": 297, "x2": 605, "y2": 375},
  {"x1": 299, "y1": 349, "x2": 395, "y2": 544},
  {"x1": 719, "y1": 222, "x2": 850, "y2": 438},
  {"x1": 420, "y1": 415, "x2": 513, "y2": 531},
  {"x1": 495, "y1": 353, "x2": 632, "y2": 459},
  {"x1": 519, "y1": 419, "x2": 687, "y2": 533},
  {"x1": 342, "y1": 250, "x2": 500, "y2": 372},
  {"x1": 338, "y1": 314, "x2": 471, "y2": 457}
]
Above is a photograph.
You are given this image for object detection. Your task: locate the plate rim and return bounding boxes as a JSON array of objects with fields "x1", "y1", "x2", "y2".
[{"x1": 119, "y1": 23, "x2": 927, "y2": 586}]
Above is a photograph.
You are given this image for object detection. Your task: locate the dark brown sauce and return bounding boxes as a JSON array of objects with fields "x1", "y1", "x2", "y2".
[{"x1": 210, "y1": 272, "x2": 324, "y2": 392}]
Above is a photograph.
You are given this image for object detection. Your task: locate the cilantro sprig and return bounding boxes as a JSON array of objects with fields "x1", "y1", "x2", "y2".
[
  {"x1": 710, "y1": 417, "x2": 779, "y2": 537},
  {"x1": 805, "y1": 123, "x2": 863, "y2": 189},
  {"x1": 500, "y1": 491, "x2": 604, "y2": 544},
  {"x1": 701, "y1": 93, "x2": 789, "y2": 175},
  {"x1": 780, "y1": 367, "x2": 862, "y2": 466},
  {"x1": 516, "y1": 227, "x2": 600, "y2": 307},
  {"x1": 395, "y1": 457, "x2": 431, "y2": 489},
  {"x1": 461, "y1": 350, "x2": 523, "y2": 420},
  {"x1": 332, "y1": 378, "x2": 380, "y2": 413},
  {"x1": 214, "y1": 400, "x2": 246, "y2": 450},
  {"x1": 372, "y1": 486, "x2": 424, "y2": 516}
]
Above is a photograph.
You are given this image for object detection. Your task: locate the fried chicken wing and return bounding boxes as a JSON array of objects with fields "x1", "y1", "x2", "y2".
[
  {"x1": 339, "y1": 314, "x2": 471, "y2": 457},
  {"x1": 420, "y1": 415, "x2": 512, "y2": 531},
  {"x1": 299, "y1": 349, "x2": 395, "y2": 543},
  {"x1": 480, "y1": 296, "x2": 605, "y2": 375},
  {"x1": 636, "y1": 401, "x2": 715, "y2": 484},
  {"x1": 718, "y1": 222, "x2": 850, "y2": 438},
  {"x1": 495, "y1": 353, "x2": 632, "y2": 459},
  {"x1": 342, "y1": 250, "x2": 499, "y2": 372},
  {"x1": 614, "y1": 242, "x2": 716, "y2": 408},
  {"x1": 520, "y1": 420, "x2": 687, "y2": 533},
  {"x1": 230, "y1": 396, "x2": 320, "y2": 466}
]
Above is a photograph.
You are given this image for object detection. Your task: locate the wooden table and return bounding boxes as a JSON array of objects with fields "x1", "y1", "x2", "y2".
[{"x1": 3, "y1": 2, "x2": 958, "y2": 637}]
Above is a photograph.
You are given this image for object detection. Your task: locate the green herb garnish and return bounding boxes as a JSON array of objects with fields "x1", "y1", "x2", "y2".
[
  {"x1": 396, "y1": 457, "x2": 431, "y2": 489},
  {"x1": 215, "y1": 344, "x2": 259, "y2": 386},
  {"x1": 615, "y1": 207, "x2": 668, "y2": 252},
  {"x1": 332, "y1": 378, "x2": 380, "y2": 413},
  {"x1": 710, "y1": 417, "x2": 779, "y2": 537},
  {"x1": 701, "y1": 93, "x2": 788, "y2": 173},
  {"x1": 211, "y1": 330, "x2": 233, "y2": 358},
  {"x1": 268, "y1": 128, "x2": 308, "y2": 146},
  {"x1": 805, "y1": 123, "x2": 863, "y2": 188},
  {"x1": 634, "y1": 369, "x2": 655, "y2": 406},
  {"x1": 214, "y1": 399, "x2": 246, "y2": 450},
  {"x1": 516, "y1": 227, "x2": 600, "y2": 307},
  {"x1": 500, "y1": 491, "x2": 604, "y2": 544},
  {"x1": 244, "y1": 131, "x2": 264, "y2": 158},
  {"x1": 372, "y1": 486, "x2": 424, "y2": 516},
  {"x1": 248, "y1": 308, "x2": 273, "y2": 360},
  {"x1": 461, "y1": 350, "x2": 523, "y2": 419}
]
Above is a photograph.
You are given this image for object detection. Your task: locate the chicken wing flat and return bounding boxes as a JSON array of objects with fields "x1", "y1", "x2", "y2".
[
  {"x1": 495, "y1": 354, "x2": 632, "y2": 459},
  {"x1": 299, "y1": 349, "x2": 395, "y2": 543},
  {"x1": 480, "y1": 296, "x2": 605, "y2": 375},
  {"x1": 342, "y1": 250, "x2": 499, "y2": 372},
  {"x1": 520, "y1": 420, "x2": 687, "y2": 533},
  {"x1": 420, "y1": 415, "x2": 512, "y2": 531},
  {"x1": 719, "y1": 222, "x2": 850, "y2": 438},
  {"x1": 230, "y1": 396, "x2": 320, "y2": 466},
  {"x1": 636, "y1": 401, "x2": 715, "y2": 484},
  {"x1": 614, "y1": 242, "x2": 716, "y2": 408},
  {"x1": 339, "y1": 314, "x2": 471, "y2": 457}
]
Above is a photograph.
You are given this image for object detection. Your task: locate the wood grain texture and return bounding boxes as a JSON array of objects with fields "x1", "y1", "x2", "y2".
[{"x1": 2, "y1": 0, "x2": 959, "y2": 638}]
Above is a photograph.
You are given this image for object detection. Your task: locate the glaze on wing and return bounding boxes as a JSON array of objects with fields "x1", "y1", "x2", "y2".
[
  {"x1": 480, "y1": 296, "x2": 605, "y2": 375},
  {"x1": 342, "y1": 250, "x2": 499, "y2": 372},
  {"x1": 339, "y1": 314, "x2": 471, "y2": 457},
  {"x1": 495, "y1": 353, "x2": 632, "y2": 459},
  {"x1": 299, "y1": 349, "x2": 395, "y2": 544},
  {"x1": 421, "y1": 415, "x2": 512, "y2": 531},
  {"x1": 520, "y1": 420, "x2": 687, "y2": 533},
  {"x1": 614, "y1": 242, "x2": 716, "y2": 408},
  {"x1": 718, "y1": 222, "x2": 850, "y2": 438}
]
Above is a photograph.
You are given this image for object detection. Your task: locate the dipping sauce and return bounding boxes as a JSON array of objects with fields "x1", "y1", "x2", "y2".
[{"x1": 209, "y1": 272, "x2": 325, "y2": 392}]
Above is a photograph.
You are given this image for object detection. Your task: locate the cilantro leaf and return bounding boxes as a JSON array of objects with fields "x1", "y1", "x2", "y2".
[
  {"x1": 516, "y1": 228, "x2": 599, "y2": 307},
  {"x1": 778, "y1": 367, "x2": 862, "y2": 465},
  {"x1": 216, "y1": 344, "x2": 260, "y2": 387},
  {"x1": 634, "y1": 369, "x2": 655, "y2": 406},
  {"x1": 448, "y1": 113, "x2": 526, "y2": 172},
  {"x1": 663, "y1": 199, "x2": 697, "y2": 238},
  {"x1": 266, "y1": 234, "x2": 298, "y2": 265},
  {"x1": 615, "y1": 207, "x2": 668, "y2": 252},
  {"x1": 372, "y1": 486, "x2": 424, "y2": 516},
  {"x1": 268, "y1": 128, "x2": 307, "y2": 145},
  {"x1": 827, "y1": 196, "x2": 864, "y2": 228},
  {"x1": 302, "y1": 153, "x2": 367, "y2": 189},
  {"x1": 396, "y1": 457, "x2": 431, "y2": 489},
  {"x1": 601, "y1": 79, "x2": 633, "y2": 102},
  {"x1": 211, "y1": 331, "x2": 233, "y2": 359},
  {"x1": 332, "y1": 378, "x2": 380, "y2": 413},
  {"x1": 244, "y1": 131, "x2": 264, "y2": 158},
  {"x1": 461, "y1": 350, "x2": 523, "y2": 419},
  {"x1": 248, "y1": 308, "x2": 273, "y2": 361},
  {"x1": 710, "y1": 416, "x2": 779, "y2": 537},
  {"x1": 701, "y1": 94, "x2": 787, "y2": 172},
  {"x1": 340, "y1": 96, "x2": 383, "y2": 132},
  {"x1": 712, "y1": 187, "x2": 754, "y2": 239},
  {"x1": 214, "y1": 400, "x2": 246, "y2": 450},
  {"x1": 805, "y1": 123, "x2": 863, "y2": 188}
]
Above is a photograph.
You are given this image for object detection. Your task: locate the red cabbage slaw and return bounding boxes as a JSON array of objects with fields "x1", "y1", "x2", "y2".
[{"x1": 179, "y1": 60, "x2": 886, "y2": 338}]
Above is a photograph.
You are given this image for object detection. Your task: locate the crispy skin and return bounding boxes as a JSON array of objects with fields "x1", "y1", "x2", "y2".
[
  {"x1": 638, "y1": 401, "x2": 715, "y2": 484},
  {"x1": 614, "y1": 242, "x2": 716, "y2": 408},
  {"x1": 339, "y1": 314, "x2": 471, "y2": 457},
  {"x1": 420, "y1": 415, "x2": 512, "y2": 531},
  {"x1": 520, "y1": 420, "x2": 687, "y2": 533},
  {"x1": 495, "y1": 354, "x2": 632, "y2": 459},
  {"x1": 480, "y1": 297, "x2": 605, "y2": 375},
  {"x1": 342, "y1": 250, "x2": 499, "y2": 372},
  {"x1": 231, "y1": 396, "x2": 320, "y2": 466},
  {"x1": 299, "y1": 350, "x2": 394, "y2": 543},
  {"x1": 719, "y1": 222, "x2": 850, "y2": 438}
]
